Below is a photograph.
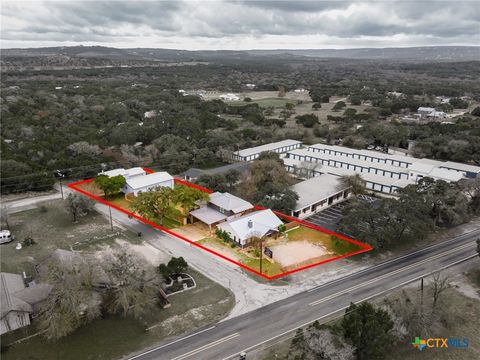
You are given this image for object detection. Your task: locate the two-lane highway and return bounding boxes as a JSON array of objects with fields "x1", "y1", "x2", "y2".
[{"x1": 126, "y1": 228, "x2": 480, "y2": 360}]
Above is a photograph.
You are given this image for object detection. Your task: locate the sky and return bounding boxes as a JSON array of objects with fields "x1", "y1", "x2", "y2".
[{"x1": 1, "y1": 0, "x2": 479, "y2": 50}]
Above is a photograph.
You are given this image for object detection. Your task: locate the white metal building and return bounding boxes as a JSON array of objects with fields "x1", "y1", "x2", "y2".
[
  {"x1": 232, "y1": 139, "x2": 303, "y2": 162},
  {"x1": 122, "y1": 172, "x2": 174, "y2": 196},
  {"x1": 289, "y1": 174, "x2": 351, "y2": 219},
  {"x1": 98, "y1": 167, "x2": 146, "y2": 179}
]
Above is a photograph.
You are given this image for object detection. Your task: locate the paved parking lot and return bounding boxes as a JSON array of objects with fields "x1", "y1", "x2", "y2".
[{"x1": 304, "y1": 195, "x2": 380, "y2": 232}]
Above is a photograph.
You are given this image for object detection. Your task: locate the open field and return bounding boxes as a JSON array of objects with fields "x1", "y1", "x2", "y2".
[
  {"x1": 1, "y1": 269, "x2": 234, "y2": 360},
  {"x1": 0, "y1": 199, "x2": 142, "y2": 275}
]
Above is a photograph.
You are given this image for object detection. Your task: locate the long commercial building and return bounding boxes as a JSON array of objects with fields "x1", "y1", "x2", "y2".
[
  {"x1": 232, "y1": 139, "x2": 302, "y2": 162},
  {"x1": 282, "y1": 144, "x2": 479, "y2": 195}
]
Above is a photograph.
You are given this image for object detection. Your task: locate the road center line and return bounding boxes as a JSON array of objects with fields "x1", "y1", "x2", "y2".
[
  {"x1": 127, "y1": 326, "x2": 216, "y2": 360},
  {"x1": 171, "y1": 332, "x2": 240, "y2": 360},
  {"x1": 307, "y1": 230, "x2": 480, "y2": 293},
  {"x1": 309, "y1": 242, "x2": 474, "y2": 306},
  {"x1": 221, "y1": 254, "x2": 477, "y2": 360}
]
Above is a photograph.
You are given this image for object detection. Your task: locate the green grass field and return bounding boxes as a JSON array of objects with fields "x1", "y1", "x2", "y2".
[{"x1": 286, "y1": 225, "x2": 363, "y2": 255}]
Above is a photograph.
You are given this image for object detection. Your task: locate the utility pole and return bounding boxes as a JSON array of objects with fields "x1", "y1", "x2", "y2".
[
  {"x1": 109, "y1": 206, "x2": 113, "y2": 231},
  {"x1": 420, "y1": 277, "x2": 424, "y2": 305},
  {"x1": 59, "y1": 175, "x2": 64, "y2": 199},
  {"x1": 259, "y1": 237, "x2": 263, "y2": 275}
]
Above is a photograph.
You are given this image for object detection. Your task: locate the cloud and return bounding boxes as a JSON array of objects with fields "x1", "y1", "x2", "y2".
[{"x1": 1, "y1": 0, "x2": 478, "y2": 49}]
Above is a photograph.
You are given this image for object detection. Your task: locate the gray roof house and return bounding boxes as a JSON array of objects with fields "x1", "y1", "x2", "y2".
[
  {"x1": 190, "y1": 192, "x2": 254, "y2": 229},
  {"x1": 1, "y1": 272, "x2": 52, "y2": 334}
]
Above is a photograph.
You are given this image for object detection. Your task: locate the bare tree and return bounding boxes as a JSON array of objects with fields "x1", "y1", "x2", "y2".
[
  {"x1": 102, "y1": 249, "x2": 160, "y2": 319},
  {"x1": 37, "y1": 256, "x2": 102, "y2": 340},
  {"x1": 431, "y1": 272, "x2": 450, "y2": 307},
  {"x1": 1, "y1": 203, "x2": 11, "y2": 229}
]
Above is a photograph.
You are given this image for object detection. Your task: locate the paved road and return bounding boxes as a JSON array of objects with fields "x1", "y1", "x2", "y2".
[{"x1": 126, "y1": 229, "x2": 480, "y2": 360}]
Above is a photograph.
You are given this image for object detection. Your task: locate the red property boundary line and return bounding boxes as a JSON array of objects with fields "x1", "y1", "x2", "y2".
[{"x1": 68, "y1": 168, "x2": 372, "y2": 280}]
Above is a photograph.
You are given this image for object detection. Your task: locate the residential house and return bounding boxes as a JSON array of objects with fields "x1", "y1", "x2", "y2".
[
  {"x1": 1, "y1": 272, "x2": 52, "y2": 334},
  {"x1": 190, "y1": 192, "x2": 254, "y2": 230},
  {"x1": 217, "y1": 209, "x2": 283, "y2": 247}
]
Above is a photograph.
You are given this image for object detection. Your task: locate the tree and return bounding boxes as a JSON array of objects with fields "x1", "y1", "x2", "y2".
[
  {"x1": 332, "y1": 101, "x2": 346, "y2": 111},
  {"x1": 94, "y1": 175, "x2": 126, "y2": 199},
  {"x1": 173, "y1": 184, "x2": 208, "y2": 216},
  {"x1": 471, "y1": 106, "x2": 480, "y2": 116},
  {"x1": 103, "y1": 249, "x2": 159, "y2": 319},
  {"x1": 130, "y1": 187, "x2": 177, "y2": 225},
  {"x1": 340, "y1": 174, "x2": 366, "y2": 196},
  {"x1": 66, "y1": 193, "x2": 95, "y2": 222},
  {"x1": 37, "y1": 257, "x2": 102, "y2": 340},
  {"x1": 196, "y1": 174, "x2": 229, "y2": 192},
  {"x1": 285, "y1": 102, "x2": 295, "y2": 110},
  {"x1": 312, "y1": 102, "x2": 322, "y2": 109},
  {"x1": 295, "y1": 114, "x2": 319, "y2": 128},
  {"x1": 168, "y1": 256, "x2": 188, "y2": 274},
  {"x1": 278, "y1": 85, "x2": 286, "y2": 97},
  {"x1": 224, "y1": 169, "x2": 240, "y2": 188},
  {"x1": 477, "y1": 239, "x2": 480, "y2": 258},
  {"x1": 431, "y1": 272, "x2": 449, "y2": 307},
  {"x1": 349, "y1": 95, "x2": 362, "y2": 106},
  {"x1": 342, "y1": 302, "x2": 394, "y2": 360}
]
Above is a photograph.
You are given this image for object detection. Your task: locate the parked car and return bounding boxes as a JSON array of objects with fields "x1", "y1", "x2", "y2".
[
  {"x1": 367, "y1": 145, "x2": 375, "y2": 150},
  {"x1": 0, "y1": 230, "x2": 14, "y2": 244}
]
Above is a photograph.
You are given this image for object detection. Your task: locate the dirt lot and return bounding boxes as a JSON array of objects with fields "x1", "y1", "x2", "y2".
[
  {"x1": 0, "y1": 199, "x2": 142, "y2": 275},
  {"x1": 270, "y1": 240, "x2": 332, "y2": 268}
]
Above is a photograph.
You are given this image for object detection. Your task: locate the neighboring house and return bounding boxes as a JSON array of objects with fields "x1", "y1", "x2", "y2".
[
  {"x1": 0, "y1": 272, "x2": 51, "y2": 335},
  {"x1": 98, "y1": 167, "x2": 146, "y2": 179},
  {"x1": 219, "y1": 93, "x2": 240, "y2": 101},
  {"x1": 417, "y1": 107, "x2": 446, "y2": 119},
  {"x1": 190, "y1": 192, "x2": 254, "y2": 230},
  {"x1": 217, "y1": 209, "x2": 283, "y2": 247},
  {"x1": 232, "y1": 139, "x2": 303, "y2": 162},
  {"x1": 182, "y1": 162, "x2": 252, "y2": 182},
  {"x1": 289, "y1": 174, "x2": 351, "y2": 219},
  {"x1": 122, "y1": 172, "x2": 174, "y2": 196}
]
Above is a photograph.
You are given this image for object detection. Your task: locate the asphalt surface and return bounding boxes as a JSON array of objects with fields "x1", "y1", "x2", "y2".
[{"x1": 125, "y1": 228, "x2": 480, "y2": 360}]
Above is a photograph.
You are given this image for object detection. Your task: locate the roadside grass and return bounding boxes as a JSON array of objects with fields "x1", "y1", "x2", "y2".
[
  {"x1": 466, "y1": 269, "x2": 480, "y2": 288},
  {"x1": 386, "y1": 287, "x2": 480, "y2": 360},
  {"x1": 0, "y1": 200, "x2": 141, "y2": 275},
  {"x1": 198, "y1": 237, "x2": 283, "y2": 277},
  {"x1": 1, "y1": 269, "x2": 235, "y2": 360},
  {"x1": 258, "y1": 284, "x2": 480, "y2": 360},
  {"x1": 286, "y1": 225, "x2": 363, "y2": 255}
]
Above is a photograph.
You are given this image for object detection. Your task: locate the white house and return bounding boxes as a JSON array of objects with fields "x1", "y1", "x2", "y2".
[
  {"x1": 122, "y1": 172, "x2": 174, "y2": 196},
  {"x1": 217, "y1": 209, "x2": 283, "y2": 247},
  {"x1": 98, "y1": 167, "x2": 146, "y2": 180},
  {"x1": 289, "y1": 174, "x2": 351, "y2": 219},
  {"x1": 219, "y1": 93, "x2": 240, "y2": 101}
]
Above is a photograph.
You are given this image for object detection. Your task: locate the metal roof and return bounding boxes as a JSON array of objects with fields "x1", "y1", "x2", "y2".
[
  {"x1": 290, "y1": 174, "x2": 348, "y2": 210},
  {"x1": 190, "y1": 206, "x2": 227, "y2": 225},
  {"x1": 125, "y1": 172, "x2": 173, "y2": 190},
  {"x1": 234, "y1": 139, "x2": 302, "y2": 158},
  {"x1": 217, "y1": 209, "x2": 283, "y2": 242},
  {"x1": 209, "y1": 192, "x2": 253, "y2": 213}
]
